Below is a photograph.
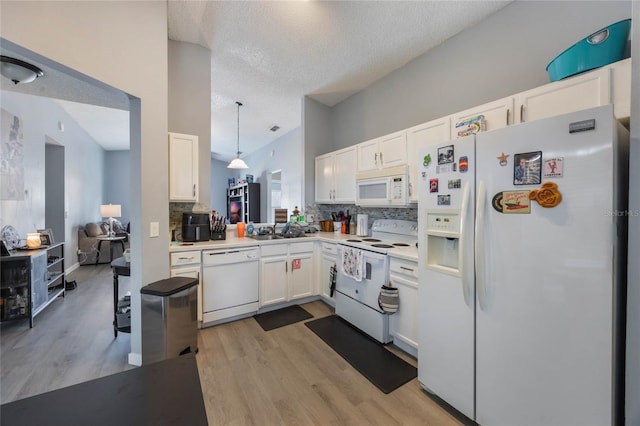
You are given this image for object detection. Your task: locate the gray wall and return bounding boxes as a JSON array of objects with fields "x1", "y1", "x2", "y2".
[
  {"x1": 303, "y1": 97, "x2": 334, "y2": 206},
  {"x1": 105, "y1": 150, "x2": 131, "y2": 227},
  {"x1": 243, "y1": 127, "x2": 304, "y2": 222},
  {"x1": 626, "y1": 1, "x2": 639, "y2": 423},
  {"x1": 328, "y1": 1, "x2": 631, "y2": 151},
  {"x1": 2, "y1": 0, "x2": 169, "y2": 364},
  {"x1": 45, "y1": 143, "x2": 64, "y2": 243},
  {"x1": 210, "y1": 157, "x2": 229, "y2": 215},
  {"x1": 168, "y1": 40, "x2": 212, "y2": 207}
]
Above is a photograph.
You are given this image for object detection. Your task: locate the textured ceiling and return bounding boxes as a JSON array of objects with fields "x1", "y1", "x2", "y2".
[
  {"x1": 1, "y1": 1, "x2": 512, "y2": 160},
  {"x1": 169, "y1": 0, "x2": 511, "y2": 161}
]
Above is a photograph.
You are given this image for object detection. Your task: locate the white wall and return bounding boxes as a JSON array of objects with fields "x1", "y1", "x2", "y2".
[
  {"x1": 1, "y1": 92, "x2": 106, "y2": 267},
  {"x1": 1, "y1": 0, "x2": 169, "y2": 364},
  {"x1": 303, "y1": 97, "x2": 334, "y2": 205}
]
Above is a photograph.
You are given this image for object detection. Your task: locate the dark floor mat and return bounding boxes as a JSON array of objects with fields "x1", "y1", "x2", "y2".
[
  {"x1": 305, "y1": 315, "x2": 416, "y2": 394},
  {"x1": 254, "y1": 305, "x2": 313, "y2": 331}
]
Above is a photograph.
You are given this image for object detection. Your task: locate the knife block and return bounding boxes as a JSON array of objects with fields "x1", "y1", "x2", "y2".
[{"x1": 211, "y1": 231, "x2": 226, "y2": 240}]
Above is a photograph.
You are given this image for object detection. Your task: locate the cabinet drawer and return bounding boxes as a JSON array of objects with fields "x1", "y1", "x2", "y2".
[
  {"x1": 389, "y1": 258, "x2": 418, "y2": 280},
  {"x1": 289, "y1": 241, "x2": 314, "y2": 254},
  {"x1": 261, "y1": 244, "x2": 289, "y2": 257},
  {"x1": 170, "y1": 250, "x2": 201, "y2": 266},
  {"x1": 321, "y1": 242, "x2": 337, "y2": 256}
]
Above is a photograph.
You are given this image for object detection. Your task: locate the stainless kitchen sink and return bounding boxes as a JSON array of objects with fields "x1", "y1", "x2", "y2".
[{"x1": 248, "y1": 234, "x2": 284, "y2": 240}]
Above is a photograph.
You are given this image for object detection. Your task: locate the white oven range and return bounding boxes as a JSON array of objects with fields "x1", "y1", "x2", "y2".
[{"x1": 335, "y1": 219, "x2": 417, "y2": 344}]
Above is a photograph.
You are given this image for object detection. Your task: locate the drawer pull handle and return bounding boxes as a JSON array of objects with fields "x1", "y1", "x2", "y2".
[
  {"x1": 400, "y1": 266, "x2": 414, "y2": 272},
  {"x1": 179, "y1": 256, "x2": 195, "y2": 260}
]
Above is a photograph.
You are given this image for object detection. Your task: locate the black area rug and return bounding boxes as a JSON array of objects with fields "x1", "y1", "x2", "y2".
[
  {"x1": 305, "y1": 315, "x2": 417, "y2": 394},
  {"x1": 254, "y1": 305, "x2": 313, "y2": 331}
]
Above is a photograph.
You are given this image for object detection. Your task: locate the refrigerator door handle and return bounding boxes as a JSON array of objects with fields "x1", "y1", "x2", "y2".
[
  {"x1": 459, "y1": 181, "x2": 472, "y2": 306},
  {"x1": 475, "y1": 180, "x2": 488, "y2": 311}
]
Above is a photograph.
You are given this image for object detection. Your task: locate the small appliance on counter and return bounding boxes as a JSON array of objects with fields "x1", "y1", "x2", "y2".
[
  {"x1": 356, "y1": 214, "x2": 368, "y2": 236},
  {"x1": 182, "y1": 213, "x2": 211, "y2": 242}
]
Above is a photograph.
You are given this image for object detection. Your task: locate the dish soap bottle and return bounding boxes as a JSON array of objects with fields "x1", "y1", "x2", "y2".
[{"x1": 350, "y1": 216, "x2": 356, "y2": 234}]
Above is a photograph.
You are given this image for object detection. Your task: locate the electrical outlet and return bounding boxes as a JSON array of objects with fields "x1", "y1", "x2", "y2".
[
  {"x1": 308, "y1": 214, "x2": 314, "y2": 223},
  {"x1": 77, "y1": 249, "x2": 82, "y2": 255}
]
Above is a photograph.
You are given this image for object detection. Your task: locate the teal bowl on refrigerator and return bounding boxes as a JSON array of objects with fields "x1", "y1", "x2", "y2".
[{"x1": 546, "y1": 19, "x2": 631, "y2": 82}]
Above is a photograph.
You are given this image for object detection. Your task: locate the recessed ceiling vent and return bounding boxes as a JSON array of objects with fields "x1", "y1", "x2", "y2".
[{"x1": 270, "y1": 125, "x2": 280, "y2": 132}]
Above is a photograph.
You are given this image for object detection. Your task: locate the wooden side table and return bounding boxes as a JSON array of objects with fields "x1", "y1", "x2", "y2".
[
  {"x1": 110, "y1": 256, "x2": 130, "y2": 337},
  {"x1": 95, "y1": 235, "x2": 126, "y2": 265}
]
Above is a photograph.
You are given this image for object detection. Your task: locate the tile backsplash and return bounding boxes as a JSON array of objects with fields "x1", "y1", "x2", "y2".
[{"x1": 305, "y1": 203, "x2": 417, "y2": 234}]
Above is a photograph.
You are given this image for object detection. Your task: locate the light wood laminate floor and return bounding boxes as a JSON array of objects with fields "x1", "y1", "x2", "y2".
[{"x1": 2, "y1": 264, "x2": 463, "y2": 425}]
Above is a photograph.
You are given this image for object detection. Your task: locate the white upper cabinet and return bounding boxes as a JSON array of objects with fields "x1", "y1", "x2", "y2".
[
  {"x1": 315, "y1": 146, "x2": 356, "y2": 204},
  {"x1": 407, "y1": 117, "x2": 451, "y2": 202},
  {"x1": 450, "y1": 96, "x2": 515, "y2": 138},
  {"x1": 356, "y1": 130, "x2": 407, "y2": 172},
  {"x1": 516, "y1": 67, "x2": 611, "y2": 124},
  {"x1": 169, "y1": 132, "x2": 199, "y2": 202}
]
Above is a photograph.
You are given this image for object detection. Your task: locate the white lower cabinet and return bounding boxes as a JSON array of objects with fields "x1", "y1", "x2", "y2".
[
  {"x1": 317, "y1": 242, "x2": 337, "y2": 305},
  {"x1": 388, "y1": 256, "x2": 418, "y2": 358},
  {"x1": 170, "y1": 250, "x2": 202, "y2": 322},
  {"x1": 260, "y1": 241, "x2": 315, "y2": 307}
]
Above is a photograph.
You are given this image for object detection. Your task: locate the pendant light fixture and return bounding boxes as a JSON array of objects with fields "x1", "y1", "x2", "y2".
[
  {"x1": 0, "y1": 56, "x2": 44, "y2": 85},
  {"x1": 227, "y1": 101, "x2": 249, "y2": 169}
]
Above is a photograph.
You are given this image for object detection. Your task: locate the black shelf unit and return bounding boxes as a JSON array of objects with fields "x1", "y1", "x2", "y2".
[
  {"x1": 0, "y1": 242, "x2": 65, "y2": 328},
  {"x1": 227, "y1": 182, "x2": 260, "y2": 224}
]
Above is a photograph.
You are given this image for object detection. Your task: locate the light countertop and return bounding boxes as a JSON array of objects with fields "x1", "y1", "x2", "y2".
[{"x1": 170, "y1": 231, "x2": 418, "y2": 262}]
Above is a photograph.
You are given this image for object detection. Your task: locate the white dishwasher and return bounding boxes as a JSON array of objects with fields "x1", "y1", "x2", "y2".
[{"x1": 202, "y1": 246, "x2": 259, "y2": 325}]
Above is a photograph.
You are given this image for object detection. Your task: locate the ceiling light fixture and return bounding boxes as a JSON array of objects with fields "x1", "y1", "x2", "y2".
[
  {"x1": 227, "y1": 101, "x2": 249, "y2": 169},
  {"x1": 0, "y1": 56, "x2": 44, "y2": 85}
]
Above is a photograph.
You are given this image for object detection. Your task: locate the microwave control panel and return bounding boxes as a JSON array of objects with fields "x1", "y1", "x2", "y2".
[{"x1": 391, "y1": 176, "x2": 404, "y2": 200}]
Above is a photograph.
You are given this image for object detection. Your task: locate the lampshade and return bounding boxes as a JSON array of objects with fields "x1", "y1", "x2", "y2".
[
  {"x1": 0, "y1": 56, "x2": 44, "y2": 85},
  {"x1": 100, "y1": 204, "x2": 121, "y2": 218},
  {"x1": 227, "y1": 157, "x2": 248, "y2": 169},
  {"x1": 227, "y1": 101, "x2": 249, "y2": 169}
]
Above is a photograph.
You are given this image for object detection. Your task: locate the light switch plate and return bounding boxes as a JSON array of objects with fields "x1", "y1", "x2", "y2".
[{"x1": 150, "y1": 222, "x2": 159, "y2": 238}]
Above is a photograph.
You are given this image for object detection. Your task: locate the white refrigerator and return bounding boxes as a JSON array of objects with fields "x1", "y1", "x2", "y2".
[{"x1": 417, "y1": 105, "x2": 628, "y2": 425}]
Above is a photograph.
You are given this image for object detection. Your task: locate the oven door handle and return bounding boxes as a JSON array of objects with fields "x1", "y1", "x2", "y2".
[{"x1": 338, "y1": 246, "x2": 388, "y2": 261}]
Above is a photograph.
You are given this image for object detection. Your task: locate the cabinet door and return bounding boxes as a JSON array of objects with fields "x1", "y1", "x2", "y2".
[
  {"x1": 289, "y1": 252, "x2": 314, "y2": 300},
  {"x1": 450, "y1": 96, "x2": 514, "y2": 137},
  {"x1": 333, "y1": 147, "x2": 357, "y2": 203},
  {"x1": 356, "y1": 138, "x2": 380, "y2": 172},
  {"x1": 169, "y1": 132, "x2": 199, "y2": 202},
  {"x1": 388, "y1": 273, "x2": 419, "y2": 351},
  {"x1": 516, "y1": 67, "x2": 610, "y2": 124},
  {"x1": 260, "y1": 256, "x2": 288, "y2": 306},
  {"x1": 407, "y1": 117, "x2": 451, "y2": 202},
  {"x1": 379, "y1": 130, "x2": 407, "y2": 169},
  {"x1": 315, "y1": 153, "x2": 334, "y2": 203}
]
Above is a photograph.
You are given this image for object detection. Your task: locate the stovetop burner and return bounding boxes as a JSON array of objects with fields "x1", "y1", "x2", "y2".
[
  {"x1": 346, "y1": 239, "x2": 362, "y2": 242},
  {"x1": 371, "y1": 243, "x2": 394, "y2": 248},
  {"x1": 392, "y1": 243, "x2": 410, "y2": 247},
  {"x1": 362, "y1": 238, "x2": 381, "y2": 242}
]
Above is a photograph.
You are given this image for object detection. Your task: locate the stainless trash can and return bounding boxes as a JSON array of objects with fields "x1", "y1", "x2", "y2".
[{"x1": 141, "y1": 276, "x2": 198, "y2": 364}]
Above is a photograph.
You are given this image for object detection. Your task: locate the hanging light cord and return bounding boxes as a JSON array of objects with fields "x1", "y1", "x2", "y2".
[{"x1": 236, "y1": 101, "x2": 243, "y2": 156}]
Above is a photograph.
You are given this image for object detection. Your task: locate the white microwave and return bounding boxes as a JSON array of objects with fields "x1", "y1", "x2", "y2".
[{"x1": 355, "y1": 165, "x2": 411, "y2": 207}]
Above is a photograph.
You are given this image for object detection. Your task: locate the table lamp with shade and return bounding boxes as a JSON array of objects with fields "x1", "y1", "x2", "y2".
[{"x1": 100, "y1": 204, "x2": 121, "y2": 237}]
